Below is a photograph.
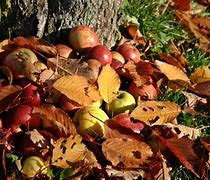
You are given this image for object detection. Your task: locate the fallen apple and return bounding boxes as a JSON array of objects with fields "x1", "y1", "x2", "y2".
[
  {"x1": 68, "y1": 25, "x2": 99, "y2": 54},
  {"x1": 22, "y1": 156, "x2": 48, "y2": 178},
  {"x1": 73, "y1": 106, "x2": 109, "y2": 137},
  {"x1": 116, "y1": 43, "x2": 141, "y2": 63},
  {"x1": 3, "y1": 48, "x2": 39, "y2": 79},
  {"x1": 86, "y1": 45, "x2": 112, "y2": 66},
  {"x1": 128, "y1": 83, "x2": 157, "y2": 100},
  {"x1": 105, "y1": 90, "x2": 136, "y2": 116},
  {"x1": 55, "y1": 44, "x2": 77, "y2": 60}
]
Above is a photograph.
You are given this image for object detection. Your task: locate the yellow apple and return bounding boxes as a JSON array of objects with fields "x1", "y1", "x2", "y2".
[
  {"x1": 73, "y1": 106, "x2": 109, "y2": 137},
  {"x1": 105, "y1": 90, "x2": 136, "y2": 116},
  {"x1": 90, "y1": 99, "x2": 103, "y2": 107}
]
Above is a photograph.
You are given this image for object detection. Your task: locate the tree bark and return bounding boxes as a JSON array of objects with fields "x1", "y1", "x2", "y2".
[{"x1": 4, "y1": 0, "x2": 122, "y2": 48}]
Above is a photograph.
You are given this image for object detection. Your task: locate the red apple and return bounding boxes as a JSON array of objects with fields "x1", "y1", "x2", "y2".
[
  {"x1": 128, "y1": 83, "x2": 157, "y2": 100},
  {"x1": 21, "y1": 84, "x2": 41, "y2": 107},
  {"x1": 55, "y1": 44, "x2": 77, "y2": 60},
  {"x1": 86, "y1": 45, "x2": 112, "y2": 65},
  {"x1": 116, "y1": 43, "x2": 141, "y2": 63},
  {"x1": 3, "y1": 48, "x2": 39, "y2": 79},
  {"x1": 68, "y1": 25, "x2": 99, "y2": 54}
]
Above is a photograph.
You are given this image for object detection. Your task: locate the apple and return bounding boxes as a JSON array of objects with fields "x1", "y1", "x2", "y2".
[
  {"x1": 127, "y1": 83, "x2": 157, "y2": 100},
  {"x1": 111, "y1": 51, "x2": 125, "y2": 64},
  {"x1": 22, "y1": 156, "x2": 48, "y2": 178},
  {"x1": 116, "y1": 43, "x2": 141, "y2": 63},
  {"x1": 105, "y1": 90, "x2": 136, "y2": 116},
  {"x1": 90, "y1": 99, "x2": 103, "y2": 108},
  {"x1": 68, "y1": 25, "x2": 99, "y2": 54},
  {"x1": 86, "y1": 45, "x2": 112, "y2": 66},
  {"x1": 21, "y1": 84, "x2": 41, "y2": 107},
  {"x1": 55, "y1": 44, "x2": 77, "y2": 60},
  {"x1": 3, "y1": 48, "x2": 39, "y2": 79},
  {"x1": 73, "y1": 106, "x2": 109, "y2": 137}
]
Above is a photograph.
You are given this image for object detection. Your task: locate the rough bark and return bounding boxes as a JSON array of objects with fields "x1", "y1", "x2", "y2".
[{"x1": 4, "y1": 0, "x2": 122, "y2": 47}]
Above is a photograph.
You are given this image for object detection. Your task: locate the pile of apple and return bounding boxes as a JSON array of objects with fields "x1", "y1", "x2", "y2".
[{"x1": 0, "y1": 25, "x2": 158, "y2": 178}]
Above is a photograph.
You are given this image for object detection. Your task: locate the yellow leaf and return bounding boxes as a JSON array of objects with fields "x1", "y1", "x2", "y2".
[
  {"x1": 97, "y1": 65, "x2": 121, "y2": 103},
  {"x1": 130, "y1": 101, "x2": 181, "y2": 125},
  {"x1": 52, "y1": 135, "x2": 86, "y2": 168},
  {"x1": 53, "y1": 75, "x2": 101, "y2": 106},
  {"x1": 0, "y1": 39, "x2": 9, "y2": 52},
  {"x1": 190, "y1": 66, "x2": 210, "y2": 84},
  {"x1": 155, "y1": 60, "x2": 190, "y2": 82}
]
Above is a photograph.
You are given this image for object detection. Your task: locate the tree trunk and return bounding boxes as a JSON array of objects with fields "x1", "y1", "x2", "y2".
[{"x1": 4, "y1": 0, "x2": 122, "y2": 47}]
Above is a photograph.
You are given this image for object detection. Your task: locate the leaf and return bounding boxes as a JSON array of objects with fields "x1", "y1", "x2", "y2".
[
  {"x1": 155, "y1": 60, "x2": 190, "y2": 82},
  {"x1": 102, "y1": 138, "x2": 156, "y2": 168},
  {"x1": 193, "y1": 81, "x2": 210, "y2": 97},
  {"x1": 38, "y1": 69, "x2": 61, "y2": 85},
  {"x1": 190, "y1": 66, "x2": 210, "y2": 84},
  {"x1": 47, "y1": 57, "x2": 96, "y2": 81},
  {"x1": 175, "y1": 11, "x2": 210, "y2": 52},
  {"x1": 52, "y1": 135, "x2": 86, "y2": 168},
  {"x1": 153, "y1": 128, "x2": 207, "y2": 177},
  {"x1": 12, "y1": 37, "x2": 57, "y2": 56},
  {"x1": 32, "y1": 104, "x2": 77, "y2": 136},
  {"x1": 0, "y1": 39, "x2": 10, "y2": 52},
  {"x1": 130, "y1": 101, "x2": 181, "y2": 125},
  {"x1": 53, "y1": 75, "x2": 101, "y2": 106},
  {"x1": 172, "y1": 0, "x2": 190, "y2": 11},
  {"x1": 201, "y1": 137, "x2": 210, "y2": 170},
  {"x1": 97, "y1": 65, "x2": 120, "y2": 103}
]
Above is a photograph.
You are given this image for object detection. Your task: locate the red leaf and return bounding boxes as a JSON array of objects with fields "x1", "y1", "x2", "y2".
[{"x1": 172, "y1": 0, "x2": 190, "y2": 11}]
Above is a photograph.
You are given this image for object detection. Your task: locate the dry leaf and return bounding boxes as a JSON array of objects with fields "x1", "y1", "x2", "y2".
[
  {"x1": 102, "y1": 138, "x2": 155, "y2": 168},
  {"x1": 0, "y1": 39, "x2": 10, "y2": 52},
  {"x1": 201, "y1": 137, "x2": 210, "y2": 170},
  {"x1": 97, "y1": 65, "x2": 120, "y2": 103},
  {"x1": 12, "y1": 37, "x2": 57, "y2": 56},
  {"x1": 175, "y1": 11, "x2": 210, "y2": 52},
  {"x1": 155, "y1": 60, "x2": 190, "y2": 82},
  {"x1": 32, "y1": 104, "x2": 77, "y2": 136},
  {"x1": 52, "y1": 135, "x2": 86, "y2": 168},
  {"x1": 53, "y1": 75, "x2": 101, "y2": 106},
  {"x1": 193, "y1": 81, "x2": 210, "y2": 97},
  {"x1": 171, "y1": 0, "x2": 190, "y2": 11},
  {"x1": 190, "y1": 66, "x2": 210, "y2": 84},
  {"x1": 130, "y1": 101, "x2": 181, "y2": 125}
]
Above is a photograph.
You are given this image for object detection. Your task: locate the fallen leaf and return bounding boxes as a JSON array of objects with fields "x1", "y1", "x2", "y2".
[
  {"x1": 102, "y1": 138, "x2": 155, "y2": 168},
  {"x1": 38, "y1": 69, "x2": 61, "y2": 85},
  {"x1": 97, "y1": 65, "x2": 120, "y2": 103},
  {"x1": 175, "y1": 11, "x2": 210, "y2": 52},
  {"x1": 193, "y1": 81, "x2": 210, "y2": 97},
  {"x1": 52, "y1": 135, "x2": 86, "y2": 168},
  {"x1": 53, "y1": 75, "x2": 101, "y2": 106},
  {"x1": 32, "y1": 104, "x2": 77, "y2": 136},
  {"x1": 171, "y1": 0, "x2": 190, "y2": 11},
  {"x1": 130, "y1": 101, "x2": 181, "y2": 125},
  {"x1": 0, "y1": 39, "x2": 10, "y2": 52},
  {"x1": 155, "y1": 60, "x2": 190, "y2": 82},
  {"x1": 190, "y1": 66, "x2": 210, "y2": 84},
  {"x1": 12, "y1": 37, "x2": 57, "y2": 56},
  {"x1": 201, "y1": 136, "x2": 210, "y2": 170}
]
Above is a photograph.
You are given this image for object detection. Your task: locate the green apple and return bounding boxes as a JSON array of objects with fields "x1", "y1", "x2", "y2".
[
  {"x1": 90, "y1": 99, "x2": 103, "y2": 108},
  {"x1": 22, "y1": 156, "x2": 48, "y2": 178},
  {"x1": 73, "y1": 106, "x2": 109, "y2": 137},
  {"x1": 105, "y1": 90, "x2": 136, "y2": 116}
]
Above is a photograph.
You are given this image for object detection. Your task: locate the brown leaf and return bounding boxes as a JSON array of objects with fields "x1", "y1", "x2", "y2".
[
  {"x1": 32, "y1": 104, "x2": 77, "y2": 136},
  {"x1": 47, "y1": 57, "x2": 95, "y2": 81},
  {"x1": 171, "y1": 0, "x2": 190, "y2": 11},
  {"x1": 193, "y1": 81, "x2": 210, "y2": 97},
  {"x1": 130, "y1": 101, "x2": 181, "y2": 125},
  {"x1": 12, "y1": 37, "x2": 57, "y2": 56},
  {"x1": 153, "y1": 129, "x2": 207, "y2": 177},
  {"x1": 201, "y1": 136, "x2": 210, "y2": 170},
  {"x1": 53, "y1": 75, "x2": 101, "y2": 106},
  {"x1": 102, "y1": 138, "x2": 155, "y2": 168},
  {"x1": 38, "y1": 69, "x2": 61, "y2": 85},
  {"x1": 159, "y1": 53, "x2": 186, "y2": 72},
  {"x1": 155, "y1": 60, "x2": 190, "y2": 82},
  {"x1": 175, "y1": 11, "x2": 210, "y2": 52},
  {"x1": 52, "y1": 135, "x2": 86, "y2": 168},
  {"x1": 97, "y1": 65, "x2": 121, "y2": 103},
  {"x1": 190, "y1": 66, "x2": 210, "y2": 84},
  {"x1": 124, "y1": 61, "x2": 154, "y2": 86}
]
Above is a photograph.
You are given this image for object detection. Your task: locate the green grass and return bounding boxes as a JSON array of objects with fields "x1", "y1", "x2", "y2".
[{"x1": 122, "y1": 0, "x2": 188, "y2": 53}]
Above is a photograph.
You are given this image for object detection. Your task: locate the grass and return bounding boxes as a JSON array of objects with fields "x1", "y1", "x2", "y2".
[{"x1": 121, "y1": 0, "x2": 210, "y2": 179}]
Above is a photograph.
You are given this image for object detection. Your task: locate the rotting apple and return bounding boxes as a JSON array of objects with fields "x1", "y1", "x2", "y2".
[
  {"x1": 105, "y1": 90, "x2": 136, "y2": 116},
  {"x1": 128, "y1": 82, "x2": 157, "y2": 100},
  {"x1": 3, "y1": 48, "x2": 39, "y2": 79},
  {"x1": 55, "y1": 44, "x2": 77, "y2": 60},
  {"x1": 68, "y1": 25, "x2": 99, "y2": 54},
  {"x1": 73, "y1": 106, "x2": 109, "y2": 137},
  {"x1": 116, "y1": 43, "x2": 141, "y2": 63},
  {"x1": 86, "y1": 45, "x2": 112, "y2": 66},
  {"x1": 22, "y1": 156, "x2": 48, "y2": 178}
]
